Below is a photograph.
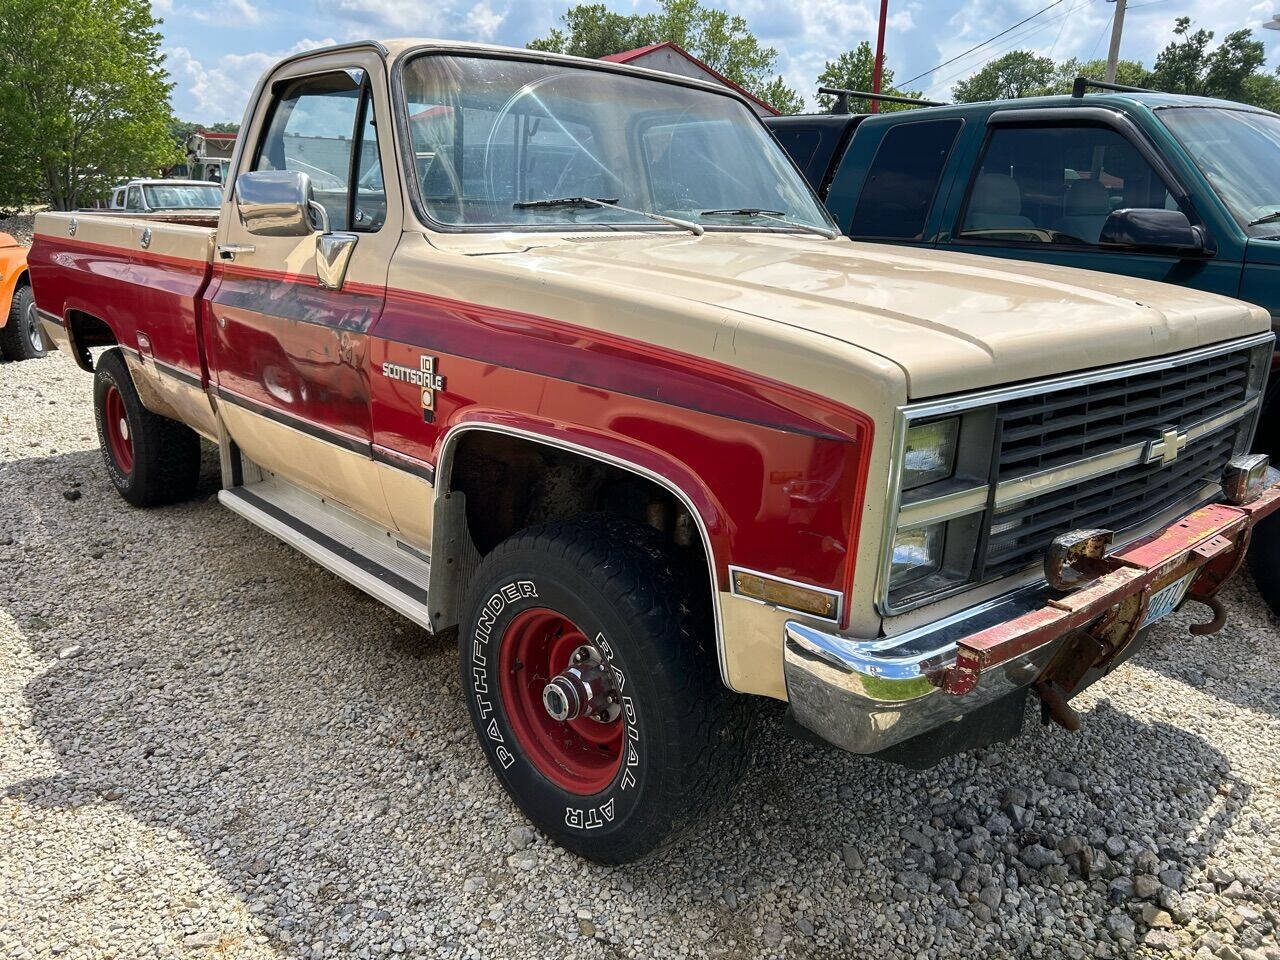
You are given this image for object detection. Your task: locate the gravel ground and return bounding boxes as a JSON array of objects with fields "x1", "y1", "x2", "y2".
[
  {"x1": 0, "y1": 211, "x2": 36, "y2": 245},
  {"x1": 2, "y1": 352, "x2": 1280, "y2": 960}
]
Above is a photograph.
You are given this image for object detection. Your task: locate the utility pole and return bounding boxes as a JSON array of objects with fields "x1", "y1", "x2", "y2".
[
  {"x1": 871, "y1": 0, "x2": 889, "y2": 114},
  {"x1": 1105, "y1": 0, "x2": 1128, "y2": 83}
]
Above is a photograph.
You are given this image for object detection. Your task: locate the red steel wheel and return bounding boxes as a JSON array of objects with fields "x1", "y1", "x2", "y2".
[
  {"x1": 103, "y1": 383, "x2": 134, "y2": 475},
  {"x1": 498, "y1": 608, "x2": 623, "y2": 795}
]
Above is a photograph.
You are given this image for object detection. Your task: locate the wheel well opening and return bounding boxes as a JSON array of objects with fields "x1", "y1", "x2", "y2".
[
  {"x1": 450, "y1": 431, "x2": 705, "y2": 557},
  {"x1": 66, "y1": 310, "x2": 117, "y2": 371},
  {"x1": 430, "y1": 430, "x2": 712, "y2": 630}
]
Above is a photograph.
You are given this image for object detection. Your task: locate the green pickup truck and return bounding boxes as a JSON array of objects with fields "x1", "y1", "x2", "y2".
[{"x1": 767, "y1": 80, "x2": 1280, "y2": 611}]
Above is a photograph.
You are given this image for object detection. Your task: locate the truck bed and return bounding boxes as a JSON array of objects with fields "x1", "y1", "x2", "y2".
[{"x1": 29, "y1": 210, "x2": 219, "y2": 438}]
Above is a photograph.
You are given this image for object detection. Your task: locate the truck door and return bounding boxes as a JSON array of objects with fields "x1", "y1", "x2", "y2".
[
  {"x1": 942, "y1": 114, "x2": 1242, "y2": 299},
  {"x1": 207, "y1": 50, "x2": 400, "y2": 526}
]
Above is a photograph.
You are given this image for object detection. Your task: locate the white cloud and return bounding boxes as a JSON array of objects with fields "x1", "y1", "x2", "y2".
[
  {"x1": 465, "y1": 2, "x2": 505, "y2": 40},
  {"x1": 165, "y1": 37, "x2": 336, "y2": 122},
  {"x1": 191, "y1": 0, "x2": 265, "y2": 24},
  {"x1": 915, "y1": 0, "x2": 1280, "y2": 101},
  {"x1": 158, "y1": 0, "x2": 1280, "y2": 123},
  {"x1": 735, "y1": 0, "x2": 920, "y2": 111}
]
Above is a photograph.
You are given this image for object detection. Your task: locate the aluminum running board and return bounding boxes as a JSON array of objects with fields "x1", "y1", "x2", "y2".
[{"x1": 218, "y1": 478, "x2": 434, "y2": 631}]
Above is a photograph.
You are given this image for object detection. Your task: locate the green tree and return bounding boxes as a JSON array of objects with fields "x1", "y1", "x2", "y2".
[
  {"x1": 815, "y1": 41, "x2": 923, "y2": 112},
  {"x1": 529, "y1": 0, "x2": 803, "y2": 112},
  {"x1": 0, "y1": 0, "x2": 179, "y2": 209},
  {"x1": 952, "y1": 50, "x2": 1056, "y2": 102},
  {"x1": 527, "y1": 3, "x2": 654, "y2": 59},
  {"x1": 1045, "y1": 57, "x2": 1150, "y2": 95},
  {"x1": 1149, "y1": 17, "x2": 1275, "y2": 104}
]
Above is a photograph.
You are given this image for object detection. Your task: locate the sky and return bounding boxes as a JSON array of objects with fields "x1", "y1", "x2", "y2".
[{"x1": 156, "y1": 0, "x2": 1280, "y2": 123}]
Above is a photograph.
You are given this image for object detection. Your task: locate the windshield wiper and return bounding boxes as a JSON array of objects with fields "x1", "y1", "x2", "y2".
[
  {"x1": 1248, "y1": 210, "x2": 1280, "y2": 227},
  {"x1": 513, "y1": 196, "x2": 703, "y2": 236},
  {"x1": 699, "y1": 207, "x2": 838, "y2": 239},
  {"x1": 513, "y1": 196, "x2": 618, "y2": 209},
  {"x1": 701, "y1": 207, "x2": 786, "y2": 217}
]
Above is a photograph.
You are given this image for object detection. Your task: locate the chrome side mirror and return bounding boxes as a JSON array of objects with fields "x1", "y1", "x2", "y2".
[
  {"x1": 234, "y1": 168, "x2": 359, "y2": 291},
  {"x1": 235, "y1": 170, "x2": 324, "y2": 237}
]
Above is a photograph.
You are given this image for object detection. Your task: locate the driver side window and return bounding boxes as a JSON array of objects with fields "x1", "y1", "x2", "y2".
[
  {"x1": 253, "y1": 69, "x2": 384, "y2": 233},
  {"x1": 958, "y1": 123, "x2": 1174, "y2": 246}
]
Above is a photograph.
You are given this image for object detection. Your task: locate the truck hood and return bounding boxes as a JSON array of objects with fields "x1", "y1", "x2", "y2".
[{"x1": 484, "y1": 232, "x2": 1269, "y2": 398}]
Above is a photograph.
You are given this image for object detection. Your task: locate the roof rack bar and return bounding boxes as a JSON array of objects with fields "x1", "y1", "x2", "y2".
[
  {"x1": 817, "y1": 86, "x2": 947, "y2": 115},
  {"x1": 1071, "y1": 75, "x2": 1156, "y2": 98}
]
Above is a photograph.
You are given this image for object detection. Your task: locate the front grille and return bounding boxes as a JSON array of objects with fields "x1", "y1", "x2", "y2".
[
  {"x1": 996, "y1": 349, "x2": 1251, "y2": 476},
  {"x1": 983, "y1": 429, "x2": 1239, "y2": 579},
  {"x1": 980, "y1": 347, "x2": 1254, "y2": 580}
]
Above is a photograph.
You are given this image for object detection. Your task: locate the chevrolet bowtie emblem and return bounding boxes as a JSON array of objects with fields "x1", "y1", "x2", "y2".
[{"x1": 1145, "y1": 426, "x2": 1189, "y2": 465}]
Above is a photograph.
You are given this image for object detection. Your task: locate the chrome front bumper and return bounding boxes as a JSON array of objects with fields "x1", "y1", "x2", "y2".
[
  {"x1": 784, "y1": 588, "x2": 1061, "y2": 754},
  {"x1": 784, "y1": 480, "x2": 1280, "y2": 755}
]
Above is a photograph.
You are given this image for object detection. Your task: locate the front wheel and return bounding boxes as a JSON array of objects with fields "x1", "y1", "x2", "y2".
[
  {"x1": 1247, "y1": 510, "x2": 1280, "y2": 617},
  {"x1": 459, "y1": 516, "x2": 751, "y2": 863},
  {"x1": 93, "y1": 348, "x2": 202, "y2": 507},
  {"x1": 0, "y1": 286, "x2": 46, "y2": 361}
]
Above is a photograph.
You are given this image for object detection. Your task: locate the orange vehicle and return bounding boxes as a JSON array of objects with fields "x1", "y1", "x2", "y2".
[{"x1": 0, "y1": 232, "x2": 44, "y2": 361}]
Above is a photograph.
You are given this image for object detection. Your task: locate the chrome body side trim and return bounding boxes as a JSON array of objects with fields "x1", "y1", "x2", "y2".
[
  {"x1": 431, "y1": 422, "x2": 731, "y2": 690},
  {"x1": 727, "y1": 564, "x2": 842, "y2": 624}
]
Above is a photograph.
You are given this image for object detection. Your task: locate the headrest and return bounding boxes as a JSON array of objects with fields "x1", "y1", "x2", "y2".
[
  {"x1": 969, "y1": 173, "x2": 1022, "y2": 215},
  {"x1": 1063, "y1": 179, "x2": 1111, "y2": 216}
]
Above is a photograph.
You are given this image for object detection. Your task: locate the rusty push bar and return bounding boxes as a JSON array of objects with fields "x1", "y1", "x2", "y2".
[{"x1": 943, "y1": 481, "x2": 1280, "y2": 696}]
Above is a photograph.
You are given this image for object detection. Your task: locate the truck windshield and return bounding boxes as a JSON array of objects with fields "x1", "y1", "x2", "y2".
[
  {"x1": 142, "y1": 184, "x2": 223, "y2": 210},
  {"x1": 399, "y1": 54, "x2": 833, "y2": 234},
  {"x1": 1159, "y1": 107, "x2": 1280, "y2": 237}
]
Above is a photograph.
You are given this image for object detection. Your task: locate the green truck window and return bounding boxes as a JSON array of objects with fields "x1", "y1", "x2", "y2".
[
  {"x1": 959, "y1": 123, "x2": 1174, "y2": 247},
  {"x1": 849, "y1": 119, "x2": 962, "y2": 241}
]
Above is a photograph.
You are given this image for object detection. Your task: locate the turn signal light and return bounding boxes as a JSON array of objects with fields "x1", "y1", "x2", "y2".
[
  {"x1": 731, "y1": 570, "x2": 839, "y2": 620},
  {"x1": 1223, "y1": 454, "x2": 1270, "y2": 505}
]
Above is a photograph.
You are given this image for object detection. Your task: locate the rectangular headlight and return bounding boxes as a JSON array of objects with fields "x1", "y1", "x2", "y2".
[
  {"x1": 902, "y1": 418, "x2": 959, "y2": 490},
  {"x1": 889, "y1": 523, "x2": 945, "y2": 590}
]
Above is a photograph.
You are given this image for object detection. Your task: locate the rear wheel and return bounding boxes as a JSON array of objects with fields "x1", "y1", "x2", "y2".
[
  {"x1": 93, "y1": 348, "x2": 201, "y2": 507},
  {"x1": 459, "y1": 516, "x2": 751, "y2": 863},
  {"x1": 0, "y1": 286, "x2": 46, "y2": 361}
]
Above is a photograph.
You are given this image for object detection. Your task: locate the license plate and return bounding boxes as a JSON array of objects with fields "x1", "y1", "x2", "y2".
[{"x1": 1139, "y1": 571, "x2": 1196, "y2": 631}]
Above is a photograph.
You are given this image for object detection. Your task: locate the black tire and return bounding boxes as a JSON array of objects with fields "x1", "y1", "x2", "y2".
[
  {"x1": 1247, "y1": 509, "x2": 1280, "y2": 617},
  {"x1": 0, "y1": 285, "x2": 46, "y2": 361},
  {"x1": 459, "y1": 516, "x2": 752, "y2": 863},
  {"x1": 93, "y1": 348, "x2": 201, "y2": 507}
]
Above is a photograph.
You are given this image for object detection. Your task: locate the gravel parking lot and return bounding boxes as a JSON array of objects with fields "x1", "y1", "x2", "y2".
[{"x1": 3, "y1": 352, "x2": 1280, "y2": 959}]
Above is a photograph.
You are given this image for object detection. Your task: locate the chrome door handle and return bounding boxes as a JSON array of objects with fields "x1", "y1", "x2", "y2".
[{"x1": 216, "y1": 243, "x2": 255, "y2": 261}]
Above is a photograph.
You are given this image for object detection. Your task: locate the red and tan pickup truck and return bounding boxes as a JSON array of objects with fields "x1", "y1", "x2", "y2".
[{"x1": 28, "y1": 39, "x2": 1280, "y2": 863}]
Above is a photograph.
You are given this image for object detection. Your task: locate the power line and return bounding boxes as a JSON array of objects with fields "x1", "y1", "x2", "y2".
[
  {"x1": 921, "y1": 0, "x2": 1096, "y2": 98},
  {"x1": 916, "y1": 0, "x2": 1088, "y2": 96},
  {"x1": 1087, "y1": 5, "x2": 1116, "y2": 60},
  {"x1": 901, "y1": 0, "x2": 1070, "y2": 87}
]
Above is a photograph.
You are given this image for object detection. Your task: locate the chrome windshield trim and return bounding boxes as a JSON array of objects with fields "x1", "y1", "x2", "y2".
[
  {"x1": 898, "y1": 485, "x2": 989, "y2": 530},
  {"x1": 993, "y1": 395, "x2": 1260, "y2": 510}
]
